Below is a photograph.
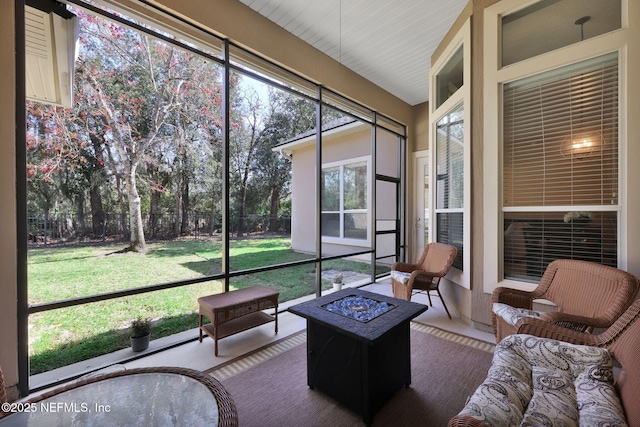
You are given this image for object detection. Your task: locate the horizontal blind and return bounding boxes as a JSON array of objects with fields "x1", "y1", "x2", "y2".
[
  {"x1": 503, "y1": 53, "x2": 618, "y2": 207},
  {"x1": 503, "y1": 212, "x2": 618, "y2": 282},
  {"x1": 502, "y1": 53, "x2": 618, "y2": 281},
  {"x1": 437, "y1": 213, "x2": 463, "y2": 270},
  {"x1": 435, "y1": 103, "x2": 464, "y2": 270}
]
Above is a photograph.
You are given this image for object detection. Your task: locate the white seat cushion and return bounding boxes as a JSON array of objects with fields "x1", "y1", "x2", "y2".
[
  {"x1": 390, "y1": 270, "x2": 411, "y2": 285},
  {"x1": 492, "y1": 302, "x2": 542, "y2": 326}
]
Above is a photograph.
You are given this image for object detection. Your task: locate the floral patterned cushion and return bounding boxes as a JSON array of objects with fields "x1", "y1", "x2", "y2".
[
  {"x1": 390, "y1": 270, "x2": 411, "y2": 285},
  {"x1": 456, "y1": 334, "x2": 627, "y2": 427},
  {"x1": 492, "y1": 302, "x2": 542, "y2": 326}
]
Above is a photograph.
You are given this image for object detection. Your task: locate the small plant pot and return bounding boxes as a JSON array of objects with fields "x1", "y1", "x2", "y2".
[
  {"x1": 130, "y1": 334, "x2": 150, "y2": 352},
  {"x1": 333, "y1": 282, "x2": 343, "y2": 291}
]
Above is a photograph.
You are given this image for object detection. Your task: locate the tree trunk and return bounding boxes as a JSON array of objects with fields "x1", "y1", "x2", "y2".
[
  {"x1": 268, "y1": 186, "x2": 280, "y2": 233},
  {"x1": 116, "y1": 174, "x2": 129, "y2": 241},
  {"x1": 181, "y1": 174, "x2": 190, "y2": 235},
  {"x1": 43, "y1": 210, "x2": 49, "y2": 246},
  {"x1": 236, "y1": 194, "x2": 245, "y2": 238},
  {"x1": 236, "y1": 164, "x2": 250, "y2": 238},
  {"x1": 125, "y1": 165, "x2": 147, "y2": 252},
  {"x1": 174, "y1": 169, "x2": 182, "y2": 237},
  {"x1": 75, "y1": 193, "x2": 86, "y2": 239},
  {"x1": 209, "y1": 199, "x2": 216, "y2": 236},
  {"x1": 90, "y1": 185, "x2": 105, "y2": 238},
  {"x1": 89, "y1": 133, "x2": 106, "y2": 239},
  {"x1": 149, "y1": 190, "x2": 160, "y2": 239}
]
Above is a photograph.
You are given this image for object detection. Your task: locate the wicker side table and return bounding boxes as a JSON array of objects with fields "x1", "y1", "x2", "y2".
[{"x1": 198, "y1": 285, "x2": 279, "y2": 356}]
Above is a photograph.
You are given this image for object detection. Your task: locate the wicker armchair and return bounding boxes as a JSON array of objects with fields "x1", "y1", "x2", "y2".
[
  {"x1": 449, "y1": 299, "x2": 640, "y2": 427},
  {"x1": 390, "y1": 242, "x2": 457, "y2": 318},
  {"x1": 491, "y1": 259, "x2": 639, "y2": 344}
]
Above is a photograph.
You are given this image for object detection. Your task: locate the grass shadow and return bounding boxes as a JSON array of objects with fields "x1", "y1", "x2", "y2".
[{"x1": 29, "y1": 312, "x2": 201, "y2": 375}]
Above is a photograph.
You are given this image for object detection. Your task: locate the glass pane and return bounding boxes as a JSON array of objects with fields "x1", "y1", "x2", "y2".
[
  {"x1": 343, "y1": 162, "x2": 367, "y2": 210},
  {"x1": 436, "y1": 104, "x2": 464, "y2": 210},
  {"x1": 344, "y1": 213, "x2": 367, "y2": 239},
  {"x1": 435, "y1": 45, "x2": 463, "y2": 109},
  {"x1": 504, "y1": 211, "x2": 618, "y2": 282},
  {"x1": 424, "y1": 163, "x2": 430, "y2": 246},
  {"x1": 502, "y1": 0, "x2": 621, "y2": 67},
  {"x1": 436, "y1": 212, "x2": 463, "y2": 270},
  {"x1": 322, "y1": 213, "x2": 340, "y2": 237},
  {"x1": 322, "y1": 167, "x2": 341, "y2": 211}
]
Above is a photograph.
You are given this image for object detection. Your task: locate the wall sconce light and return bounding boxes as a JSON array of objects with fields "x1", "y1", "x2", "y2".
[
  {"x1": 561, "y1": 131, "x2": 603, "y2": 160},
  {"x1": 560, "y1": 17, "x2": 606, "y2": 161}
]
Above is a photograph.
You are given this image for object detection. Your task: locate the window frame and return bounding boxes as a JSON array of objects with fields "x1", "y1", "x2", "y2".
[
  {"x1": 428, "y1": 18, "x2": 471, "y2": 289},
  {"x1": 483, "y1": 0, "x2": 628, "y2": 294},
  {"x1": 321, "y1": 155, "x2": 372, "y2": 247}
]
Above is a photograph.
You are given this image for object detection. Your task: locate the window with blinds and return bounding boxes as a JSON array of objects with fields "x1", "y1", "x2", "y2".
[
  {"x1": 502, "y1": 52, "x2": 618, "y2": 282},
  {"x1": 436, "y1": 103, "x2": 464, "y2": 270}
]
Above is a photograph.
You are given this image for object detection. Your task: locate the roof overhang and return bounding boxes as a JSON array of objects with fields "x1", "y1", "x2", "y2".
[{"x1": 272, "y1": 120, "x2": 368, "y2": 159}]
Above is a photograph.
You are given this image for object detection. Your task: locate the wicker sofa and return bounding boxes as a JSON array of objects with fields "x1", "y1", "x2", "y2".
[{"x1": 449, "y1": 299, "x2": 640, "y2": 427}]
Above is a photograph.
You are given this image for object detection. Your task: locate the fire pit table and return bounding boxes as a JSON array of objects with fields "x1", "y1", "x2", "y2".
[{"x1": 288, "y1": 288, "x2": 427, "y2": 426}]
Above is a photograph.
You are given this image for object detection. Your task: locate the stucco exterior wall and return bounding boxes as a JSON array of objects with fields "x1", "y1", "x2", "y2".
[
  {"x1": 288, "y1": 125, "x2": 400, "y2": 263},
  {"x1": 290, "y1": 128, "x2": 373, "y2": 255}
]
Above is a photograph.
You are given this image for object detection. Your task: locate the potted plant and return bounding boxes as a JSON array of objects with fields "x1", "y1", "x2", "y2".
[
  {"x1": 332, "y1": 273, "x2": 344, "y2": 291},
  {"x1": 130, "y1": 316, "x2": 151, "y2": 352}
]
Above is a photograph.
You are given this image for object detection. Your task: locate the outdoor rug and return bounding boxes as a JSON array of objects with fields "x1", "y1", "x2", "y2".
[{"x1": 205, "y1": 322, "x2": 495, "y2": 427}]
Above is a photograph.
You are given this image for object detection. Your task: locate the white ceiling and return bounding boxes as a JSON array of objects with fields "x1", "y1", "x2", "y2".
[{"x1": 238, "y1": 0, "x2": 469, "y2": 106}]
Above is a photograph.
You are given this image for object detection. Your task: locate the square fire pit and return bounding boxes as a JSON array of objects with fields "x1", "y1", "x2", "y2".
[{"x1": 289, "y1": 288, "x2": 427, "y2": 426}]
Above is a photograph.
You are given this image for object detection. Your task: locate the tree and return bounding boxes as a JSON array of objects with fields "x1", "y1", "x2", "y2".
[
  {"x1": 229, "y1": 82, "x2": 264, "y2": 237},
  {"x1": 147, "y1": 57, "x2": 224, "y2": 237},
  {"x1": 254, "y1": 90, "x2": 342, "y2": 233},
  {"x1": 78, "y1": 15, "x2": 193, "y2": 252},
  {"x1": 253, "y1": 90, "x2": 310, "y2": 232},
  {"x1": 26, "y1": 100, "x2": 96, "y2": 241}
]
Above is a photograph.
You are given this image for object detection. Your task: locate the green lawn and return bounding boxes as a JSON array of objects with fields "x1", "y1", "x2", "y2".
[{"x1": 27, "y1": 238, "x2": 384, "y2": 374}]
